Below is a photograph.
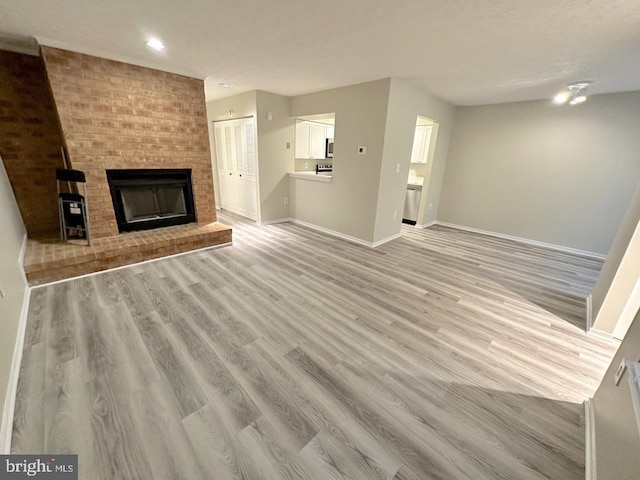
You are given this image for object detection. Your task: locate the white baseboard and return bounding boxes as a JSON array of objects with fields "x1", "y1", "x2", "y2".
[
  {"x1": 587, "y1": 327, "x2": 621, "y2": 344},
  {"x1": 260, "y1": 218, "x2": 402, "y2": 248},
  {"x1": 586, "y1": 294, "x2": 593, "y2": 331},
  {"x1": 258, "y1": 217, "x2": 293, "y2": 226},
  {"x1": 585, "y1": 398, "x2": 597, "y2": 480},
  {"x1": 0, "y1": 285, "x2": 31, "y2": 454},
  {"x1": 290, "y1": 219, "x2": 373, "y2": 247},
  {"x1": 372, "y1": 233, "x2": 402, "y2": 247},
  {"x1": 415, "y1": 220, "x2": 437, "y2": 229},
  {"x1": 434, "y1": 222, "x2": 606, "y2": 260}
]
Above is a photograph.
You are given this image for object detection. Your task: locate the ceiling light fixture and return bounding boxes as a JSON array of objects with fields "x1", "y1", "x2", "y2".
[
  {"x1": 553, "y1": 81, "x2": 593, "y2": 105},
  {"x1": 553, "y1": 92, "x2": 571, "y2": 104},
  {"x1": 569, "y1": 95, "x2": 587, "y2": 105},
  {"x1": 218, "y1": 82, "x2": 231, "y2": 88},
  {"x1": 146, "y1": 38, "x2": 165, "y2": 51}
]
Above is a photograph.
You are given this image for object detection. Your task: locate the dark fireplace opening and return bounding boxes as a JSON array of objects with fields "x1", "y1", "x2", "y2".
[{"x1": 106, "y1": 169, "x2": 196, "y2": 233}]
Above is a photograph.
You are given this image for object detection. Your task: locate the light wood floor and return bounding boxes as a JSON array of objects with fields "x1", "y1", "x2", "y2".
[{"x1": 12, "y1": 212, "x2": 618, "y2": 479}]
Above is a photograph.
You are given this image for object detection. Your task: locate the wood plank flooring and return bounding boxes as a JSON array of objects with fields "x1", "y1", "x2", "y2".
[{"x1": 12, "y1": 212, "x2": 618, "y2": 479}]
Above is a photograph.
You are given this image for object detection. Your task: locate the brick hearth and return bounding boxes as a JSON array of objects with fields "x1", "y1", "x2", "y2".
[{"x1": 24, "y1": 221, "x2": 232, "y2": 285}]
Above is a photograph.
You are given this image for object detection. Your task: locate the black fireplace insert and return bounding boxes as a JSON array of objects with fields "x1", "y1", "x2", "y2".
[{"x1": 106, "y1": 169, "x2": 196, "y2": 233}]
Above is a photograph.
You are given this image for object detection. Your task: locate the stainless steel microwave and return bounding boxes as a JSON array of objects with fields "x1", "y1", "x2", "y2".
[{"x1": 325, "y1": 138, "x2": 334, "y2": 158}]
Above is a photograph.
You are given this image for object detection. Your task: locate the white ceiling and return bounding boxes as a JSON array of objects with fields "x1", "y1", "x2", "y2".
[{"x1": 2, "y1": 0, "x2": 640, "y2": 105}]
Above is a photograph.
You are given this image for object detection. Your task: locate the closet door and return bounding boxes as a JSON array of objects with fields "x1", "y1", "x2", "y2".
[
  {"x1": 242, "y1": 119, "x2": 257, "y2": 219},
  {"x1": 214, "y1": 122, "x2": 237, "y2": 212},
  {"x1": 213, "y1": 117, "x2": 257, "y2": 220}
]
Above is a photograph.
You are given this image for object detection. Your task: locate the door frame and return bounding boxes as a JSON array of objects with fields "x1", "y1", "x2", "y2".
[{"x1": 211, "y1": 116, "x2": 261, "y2": 222}]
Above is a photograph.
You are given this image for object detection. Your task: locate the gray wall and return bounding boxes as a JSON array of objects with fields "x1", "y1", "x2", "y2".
[
  {"x1": 373, "y1": 79, "x2": 456, "y2": 242},
  {"x1": 593, "y1": 307, "x2": 640, "y2": 480},
  {"x1": 255, "y1": 91, "x2": 294, "y2": 222},
  {"x1": 206, "y1": 91, "x2": 295, "y2": 224},
  {"x1": 0, "y1": 156, "x2": 28, "y2": 448},
  {"x1": 289, "y1": 79, "x2": 391, "y2": 243},
  {"x1": 438, "y1": 92, "x2": 640, "y2": 255}
]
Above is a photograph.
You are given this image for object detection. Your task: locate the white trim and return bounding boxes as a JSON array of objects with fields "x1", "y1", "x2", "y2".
[
  {"x1": 612, "y1": 277, "x2": 640, "y2": 340},
  {"x1": 290, "y1": 219, "x2": 376, "y2": 248},
  {"x1": 290, "y1": 219, "x2": 402, "y2": 248},
  {"x1": 18, "y1": 233, "x2": 28, "y2": 286},
  {"x1": 587, "y1": 327, "x2": 621, "y2": 344},
  {"x1": 434, "y1": 221, "x2": 606, "y2": 260},
  {"x1": 258, "y1": 217, "x2": 293, "y2": 226},
  {"x1": 0, "y1": 285, "x2": 31, "y2": 454},
  {"x1": 415, "y1": 220, "x2": 437, "y2": 229},
  {"x1": 31, "y1": 241, "x2": 232, "y2": 289},
  {"x1": 372, "y1": 233, "x2": 402, "y2": 248},
  {"x1": 19, "y1": 233, "x2": 27, "y2": 266},
  {"x1": 584, "y1": 398, "x2": 597, "y2": 480},
  {"x1": 586, "y1": 294, "x2": 593, "y2": 331},
  {"x1": 627, "y1": 361, "x2": 640, "y2": 441}
]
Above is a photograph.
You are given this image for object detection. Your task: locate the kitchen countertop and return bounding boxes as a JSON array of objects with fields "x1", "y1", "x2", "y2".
[
  {"x1": 288, "y1": 171, "x2": 333, "y2": 182},
  {"x1": 407, "y1": 176, "x2": 424, "y2": 187}
]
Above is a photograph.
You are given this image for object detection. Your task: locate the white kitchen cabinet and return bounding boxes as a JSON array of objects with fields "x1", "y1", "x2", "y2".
[
  {"x1": 411, "y1": 125, "x2": 433, "y2": 164},
  {"x1": 295, "y1": 120, "x2": 329, "y2": 159},
  {"x1": 326, "y1": 124, "x2": 335, "y2": 139},
  {"x1": 309, "y1": 122, "x2": 326, "y2": 159},
  {"x1": 213, "y1": 117, "x2": 257, "y2": 220},
  {"x1": 295, "y1": 120, "x2": 311, "y2": 159}
]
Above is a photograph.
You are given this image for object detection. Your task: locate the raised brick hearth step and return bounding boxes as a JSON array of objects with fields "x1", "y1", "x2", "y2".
[{"x1": 24, "y1": 222, "x2": 232, "y2": 285}]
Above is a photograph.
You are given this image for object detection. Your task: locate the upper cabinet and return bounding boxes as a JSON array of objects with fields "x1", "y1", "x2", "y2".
[
  {"x1": 295, "y1": 121, "x2": 311, "y2": 159},
  {"x1": 411, "y1": 125, "x2": 433, "y2": 164},
  {"x1": 309, "y1": 122, "x2": 326, "y2": 159},
  {"x1": 294, "y1": 117, "x2": 335, "y2": 159},
  {"x1": 326, "y1": 124, "x2": 335, "y2": 139}
]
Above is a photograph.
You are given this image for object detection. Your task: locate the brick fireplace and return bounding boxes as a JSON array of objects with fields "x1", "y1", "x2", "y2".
[
  {"x1": 41, "y1": 47, "x2": 218, "y2": 239},
  {"x1": 0, "y1": 49, "x2": 65, "y2": 237},
  {"x1": 8, "y1": 47, "x2": 232, "y2": 284}
]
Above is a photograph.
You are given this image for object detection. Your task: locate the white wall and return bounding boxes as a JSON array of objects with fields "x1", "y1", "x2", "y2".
[
  {"x1": 0, "y1": 156, "x2": 28, "y2": 451},
  {"x1": 289, "y1": 79, "x2": 391, "y2": 243},
  {"x1": 255, "y1": 91, "x2": 294, "y2": 222},
  {"x1": 593, "y1": 307, "x2": 640, "y2": 479},
  {"x1": 592, "y1": 181, "x2": 640, "y2": 336},
  {"x1": 438, "y1": 92, "x2": 640, "y2": 255},
  {"x1": 373, "y1": 79, "x2": 456, "y2": 242}
]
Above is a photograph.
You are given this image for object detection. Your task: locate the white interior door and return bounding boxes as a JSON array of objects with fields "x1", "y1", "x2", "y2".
[{"x1": 213, "y1": 117, "x2": 258, "y2": 220}]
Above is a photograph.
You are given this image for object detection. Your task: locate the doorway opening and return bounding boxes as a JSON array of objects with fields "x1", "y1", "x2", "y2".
[{"x1": 403, "y1": 115, "x2": 437, "y2": 227}]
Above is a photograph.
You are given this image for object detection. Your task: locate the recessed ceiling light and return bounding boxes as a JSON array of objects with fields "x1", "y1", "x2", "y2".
[
  {"x1": 553, "y1": 92, "x2": 570, "y2": 104},
  {"x1": 146, "y1": 38, "x2": 165, "y2": 51},
  {"x1": 218, "y1": 82, "x2": 231, "y2": 88}
]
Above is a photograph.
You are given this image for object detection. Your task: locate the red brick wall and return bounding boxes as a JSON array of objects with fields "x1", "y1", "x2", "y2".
[
  {"x1": 41, "y1": 47, "x2": 217, "y2": 239},
  {"x1": 0, "y1": 49, "x2": 66, "y2": 237}
]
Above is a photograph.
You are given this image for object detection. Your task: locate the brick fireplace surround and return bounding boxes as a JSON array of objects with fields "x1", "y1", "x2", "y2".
[{"x1": 3, "y1": 47, "x2": 231, "y2": 284}]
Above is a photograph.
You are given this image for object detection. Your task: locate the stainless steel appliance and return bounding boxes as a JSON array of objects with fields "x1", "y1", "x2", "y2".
[
  {"x1": 325, "y1": 138, "x2": 334, "y2": 158},
  {"x1": 403, "y1": 184, "x2": 422, "y2": 224}
]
